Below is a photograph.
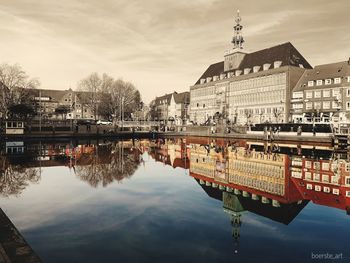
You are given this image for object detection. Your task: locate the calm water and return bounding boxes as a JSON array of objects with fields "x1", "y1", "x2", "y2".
[{"x1": 0, "y1": 138, "x2": 349, "y2": 263}]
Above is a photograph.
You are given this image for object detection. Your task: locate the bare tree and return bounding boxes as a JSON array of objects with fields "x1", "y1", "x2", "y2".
[
  {"x1": 0, "y1": 63, "x2": 40, "y2": 119},
  {"x1": 99, "y1": 78, "x2": 142, "y2": 122},
  {"x1": 77, "y1": 72, "x2": 109, "y2": 121}
]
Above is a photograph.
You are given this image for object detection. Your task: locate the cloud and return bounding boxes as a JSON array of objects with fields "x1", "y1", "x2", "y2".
[{"x1": 0, "y1": 0, "x2": 349, "y2": 102}]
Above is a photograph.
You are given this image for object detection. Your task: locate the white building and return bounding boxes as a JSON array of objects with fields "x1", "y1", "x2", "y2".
[{"x1": 190, "y1": 11, "x2": 312, "y2": 125}]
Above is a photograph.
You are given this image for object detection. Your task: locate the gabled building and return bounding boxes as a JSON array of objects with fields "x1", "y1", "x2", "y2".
[
  {"x1": 28, "y1": 88, "x2": 95, "y2": 120},
  {"x1": 291, "y1": 60, "x2": 350, "y2": 129},
  {"x1": 190, "y1": 11, "x2": 312, "y2": 125},
  {"x1": 151, "y1": 91, "x2": 190, "y2": 125}
]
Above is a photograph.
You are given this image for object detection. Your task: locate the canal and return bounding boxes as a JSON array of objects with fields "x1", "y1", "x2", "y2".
[{"x1": 0, "y1": 138, "x2": 349, "y2": 262}]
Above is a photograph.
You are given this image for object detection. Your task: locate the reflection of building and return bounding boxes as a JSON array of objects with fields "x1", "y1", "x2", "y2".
[
  {"x1": 196, "y1": 180, "x2": 307, "y2": 254},
  {"x1": 187, "y1": 137, "x2": 350, "y2": 215},
  {"x1": 189, "y1": 140, "x2": 302, "y2": 205},
  {"x1": 291, "y1": 60, "x2": 350, "y2": 129},
  {"x1": 189, "y1": 11, "x2": 311, "y2": 125},
  {"x1": 151, "y1": 92, "x2": 190, "y2": 124},
  {"x1": 291, "y1": 156, "x2": 350, "y2": 214},
  {"x1": 149, "y1": 139, "x2": 189, "y2": 169}
]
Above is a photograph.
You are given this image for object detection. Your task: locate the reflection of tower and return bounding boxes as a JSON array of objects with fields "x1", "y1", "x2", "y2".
[
  {"x1": 223, "y1": 192, "x2": 245, "y2": 254},
  {"x1": 230, "y1": 212, "x2": 242, "y2": 254}
]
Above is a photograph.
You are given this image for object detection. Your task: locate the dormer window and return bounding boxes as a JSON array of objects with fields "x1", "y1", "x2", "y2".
[
  {"x1": 263, "y1": 63, "x2": 271, "y2": 70},
  {"x1": 334, "y1": 77, "x2": 341, "y2": 84},
  {"x1": 325, "y1": 79, "x2": 332, "y2": 85},
  {"x1": 235, "y1": 70, "x2": 242, "y2": 76},
  {"x1": 273, "y1": 61, "x2": 282, "y2": 68},
  {"x1": 244, "y1": 68, "x2": 251, "y2": 75},
  {"x1": 253, "y1": 66, "x2": 260, "y2": 73},
  {"x1": 206, "y1": 77, "x2": 212, "y2": 83},
  {"x1": 316, "y1": 80, "x2": 323, "y2": 86},
  {"x1": 308, "y1": 81, "x2": 314, "y2": 87},
  {"x1": 200, "y1": 79, "x2": 205, "y2": 84},
  {"x1": 213, "y1": 76, "x2": 218, "y2": 81}
]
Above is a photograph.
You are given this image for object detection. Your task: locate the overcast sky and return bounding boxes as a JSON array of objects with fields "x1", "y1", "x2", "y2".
[{"x1": 0, "y1": 0, "x2": 349, "y2": 103}]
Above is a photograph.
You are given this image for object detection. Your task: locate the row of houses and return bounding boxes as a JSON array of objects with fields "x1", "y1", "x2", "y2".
[
  {"x1": 0, "y1": 86, "x2": 97, "y2": 121},
  {"x1": 152, "y1": 11, "x2": 350, "y2": 129}
]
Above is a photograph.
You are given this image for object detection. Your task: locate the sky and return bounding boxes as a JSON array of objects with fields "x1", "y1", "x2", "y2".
[{"x1": 0, "y1": 0, "x2": 349, "y2": 103}]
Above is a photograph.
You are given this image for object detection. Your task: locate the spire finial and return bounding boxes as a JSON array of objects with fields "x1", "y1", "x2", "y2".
[{"x1": 231, "y1": 10, "x2": 244, "y2": 49}]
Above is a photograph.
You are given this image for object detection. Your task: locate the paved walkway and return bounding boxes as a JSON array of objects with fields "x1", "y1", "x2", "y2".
[{"x1": 0, "y1": 209, "x2": 41, "y2": 263}]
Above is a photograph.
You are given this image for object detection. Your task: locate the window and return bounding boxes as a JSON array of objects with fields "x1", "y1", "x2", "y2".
[
  {"x1": 347, "y1": 88, "x2": 350, "y2": 97},
  {"x1": 306, "y1": 91, "x2": 313, "y2": 98},
  {"x1": 314, "y1": 173, "x2": 320, "y2": 182},
  {"x1": 314, "y1": 91, "x2": 321, "y2": 98},
  {"x1": 323, "y1": 90, "x2": 330, "y2": 97},
  {"x1": 306, "y1": 184, "x2": 313, "y2": 190},
  {"x1": 323, "y1": 187, "x2": 330, "y2": 193},
  {"x1": 305, "y1": 161, "x2": 312, "y2": 168},
  {"x1": 347, "y1": 76, "x2": 350, "y2": 82},
  {"x1": 346, "y1": 163, "x2": 350, "y2": 172},
  {"x1": 316, "y1": 80, "x2": 323, "y2": 86},
  {"x1": 331, "y1": 176, "x2": 339, "y2": 184},
  {"x1": 334, "y1": 77, "x2": 341, "y2": 84},
  {"x1": 305, "y1": 171, "x2": 312, "y2": 180},
  {"x1": 292, "y1": 103, "x2": 303, "y2": 109},
  {"x1": 345, "y1": 176, "x2": 350, "y2": 186},
  {"x1": 347, "y1": 102, "x2": 350, "y2": 110},
  {"x1": 325, "y1": 79, "x2": 332, "y2": 85},
  {"x1": 315, "y1": 185, "x2": 321, "y2": 192},
  {"x1": 305, "y1": 102, "x2": 312, "y2": 109},
  {"x1": 308, "y1": 81, "x2": 314, "y2": 87},
  {"x1": 322, "y1": 174, "x2": 329, "y2": 183},
  {"x1": 323, "y1": 101, "x2": 330, "y2": 109},
  {"x1": 333, "y1": 188, "x2": 339, "y2": 195},
  {"x1": 293, "y1": 92, "x2": 303, "y2": 99},
  {"x1": 333, "y1": 89, "x2": 340, "y2": 97},
  {"x1": 314, "y1": 102, "x2": 321, "y2": 109},
  {"x1": 346, "y1": 191, "x2": 350, "y2": 197},
  {"x1": 332, "y1": 101, "x2": 339, "y2": 109},
  {"x1": 322, "y1": 162, "x2": 330, "y2": 171}
]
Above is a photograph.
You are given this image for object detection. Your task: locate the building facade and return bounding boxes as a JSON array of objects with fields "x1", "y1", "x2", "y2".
[
  {"x1": 291, "y1": 60, "x2": 350, "y2": 129},
  {"x1": 151, "y1": 91, "x2": 190, "y2": 125},
  {"x1": 190, "y1": 12, "x2": 312, "y2": 125},
  {"x1": 28, "y1": 88, "x2": 95, "y2": 120}
]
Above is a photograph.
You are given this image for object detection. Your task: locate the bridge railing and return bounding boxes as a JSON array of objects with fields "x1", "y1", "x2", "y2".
[{"x1": 116, "y1": 121, "x2": 160, "y2": 127}]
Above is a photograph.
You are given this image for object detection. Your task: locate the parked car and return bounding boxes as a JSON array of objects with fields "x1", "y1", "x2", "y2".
[
  {"x1": 77, "y1": 119, "x2": 95, "y2": 125},
  {"x1": 97, "y1": 120, "x2": 112, "y2": 125}
]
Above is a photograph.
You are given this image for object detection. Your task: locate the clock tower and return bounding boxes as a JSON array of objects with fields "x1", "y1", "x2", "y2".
[{"x1": 224, "y1": 10, "x2": 246, "y2": 72}]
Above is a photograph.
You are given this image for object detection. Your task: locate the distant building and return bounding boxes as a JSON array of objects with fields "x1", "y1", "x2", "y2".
[
  {"x1": 291, "y1": 60, "x2": 350, "y2": 129},
  {"x1": 151, "y1": 91, "x2": 190, "y2": 125},
  {"x1": 28, "y1": 88, "x2": 96, "y2": 120},
  {"x1": 190, "y1": 11, "x2": 311, "y2": 125}
]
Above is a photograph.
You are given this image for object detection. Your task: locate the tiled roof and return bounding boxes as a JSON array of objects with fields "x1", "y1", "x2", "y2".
[
  {"x1": 174, "y1": 91, "x2": 190, "y2": 104},
  {"x1": 154, "y1": 93, "x2": 172, "y2": 106},
  {"x1": 28, "y1": 88, "x2": 67, "y2": 102},
  {"x1": 195, "y1": 42, "x2": 312, "y2": 85},
  {"x1": 293, "y1": 61, "x2": 350, "y2": 92},
  {"x1": 154, "y1": 91, "x2": 190, "y2": 106}
]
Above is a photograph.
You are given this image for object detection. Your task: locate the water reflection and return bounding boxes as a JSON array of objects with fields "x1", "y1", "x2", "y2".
[
  {"x1": 0, "y1": 139, "x2": 150, "y2": 194},
  {"x1": 147, "y1": 137, "x2": 350, "y2": 216},
  {"x1": 1, "y1": 137, "x2": 350, "y2": 261}
]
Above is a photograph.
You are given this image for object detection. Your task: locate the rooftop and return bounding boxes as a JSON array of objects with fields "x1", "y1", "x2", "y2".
[{"x1": 195, "y1": 42, "x2": 312, "y2": 85}]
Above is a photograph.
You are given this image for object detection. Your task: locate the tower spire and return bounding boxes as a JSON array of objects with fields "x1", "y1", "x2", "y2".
[{"x1": 231, "y1": 10, "x2": 244, "y2": 49}]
